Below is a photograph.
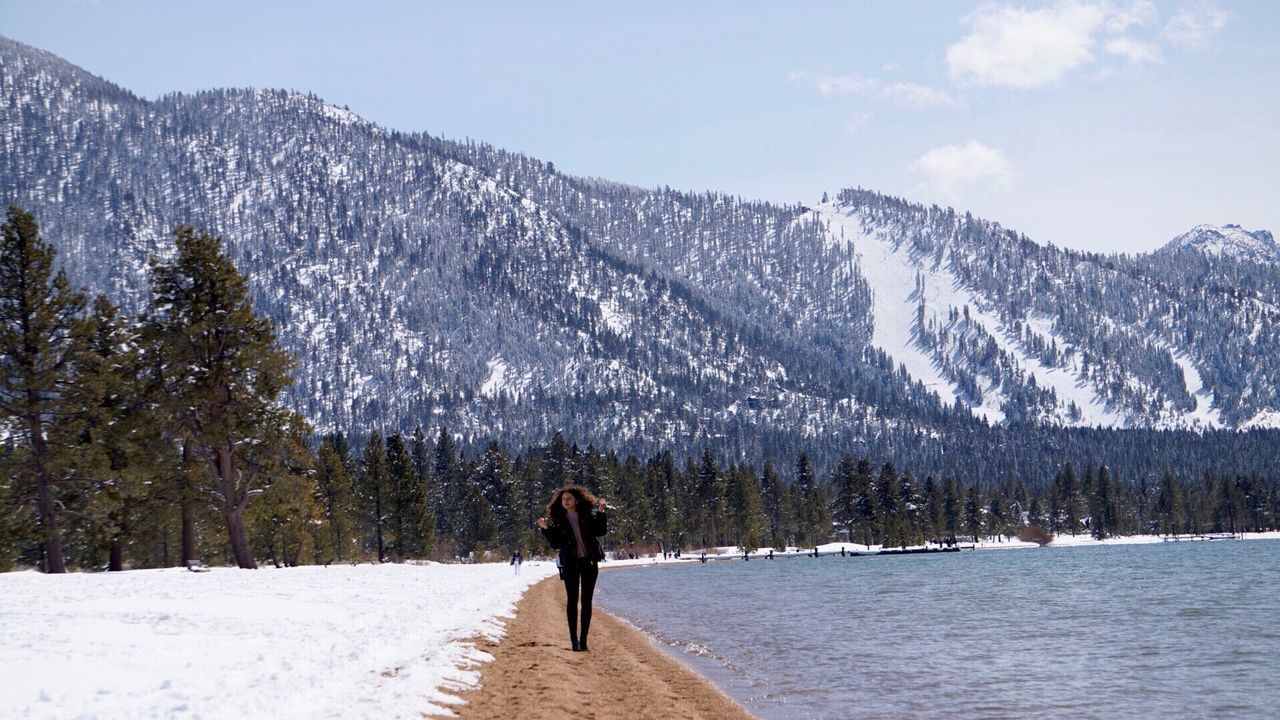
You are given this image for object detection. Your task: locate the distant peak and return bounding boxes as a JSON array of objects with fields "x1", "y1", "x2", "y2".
[{"x1": 1160, "y1": 224, "x2": 1278, "y2": 264}]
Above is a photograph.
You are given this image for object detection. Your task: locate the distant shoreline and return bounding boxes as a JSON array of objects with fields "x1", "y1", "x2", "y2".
[{"x1": 597, "y1": 530, "x2": 1280, "y2": 569}]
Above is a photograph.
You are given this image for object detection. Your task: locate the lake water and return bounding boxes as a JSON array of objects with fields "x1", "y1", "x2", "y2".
[{"x1": 596, "y1": 540, "x2": 1280, "y2": 719}]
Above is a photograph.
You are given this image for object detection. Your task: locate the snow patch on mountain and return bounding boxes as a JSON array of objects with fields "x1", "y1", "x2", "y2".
[
  {"x1": 814, "y1": 204, "x2": 972, "y2": 416},
  {"x1": 1163, "y1": 347, "x2": 1224, "y2": 429}
]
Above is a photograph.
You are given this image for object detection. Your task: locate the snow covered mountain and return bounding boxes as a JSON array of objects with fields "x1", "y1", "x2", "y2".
[
  {"x1": 1159, "y1": 224, "x2": 1280, "y2": 265},
  {"x1": 3, "y1": 35, "x2": 1279, "y2": 462}
]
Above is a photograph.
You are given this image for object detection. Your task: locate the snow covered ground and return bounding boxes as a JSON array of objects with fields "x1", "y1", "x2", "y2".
[{"x1": 0, "y1": 561, "x2": 555, "y2": 720}]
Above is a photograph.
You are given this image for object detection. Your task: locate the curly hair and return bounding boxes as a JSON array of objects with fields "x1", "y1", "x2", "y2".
[{"x1": 545, "y1": 485, "x2": 599, "y2": 525}]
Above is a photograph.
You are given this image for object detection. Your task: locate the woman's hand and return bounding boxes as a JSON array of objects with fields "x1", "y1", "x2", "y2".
[
  {"x1": 537, "y1": 517, "x2": 548, "y2": 529},
  {"x1": 597, "y1": 497, "x2": 607, "y2": 512}
]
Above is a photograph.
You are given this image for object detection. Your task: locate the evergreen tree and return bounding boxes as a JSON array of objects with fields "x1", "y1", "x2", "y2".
[
  {"x1": 732, "y1": 463, "x2": 767, "y2": 553},
  {"x1": 247, "y1": 426, "x2": 320, "y2": 568},
  {"x1": 430, "y1": 425, "x2": 457, "y2": 539},
  {"x1": 355, "y1": 431, "x2": 390, "y2": 562},
  {"x1": 66, "y1": 294, "x2": 155, "y2": 571},
  {"x1": 853, "y1": 458, "x2": 876, "y2": 548},
  {"x1": 760, "y1": 460, "x2": 789, "y2": 549},
  {"x1": 146, "y1": 227, "x2": 298, "y2": 569},
  {"x1": 922, "y1": 475, "x2": 942, "y2": 544},
  {"x1": 697, "y1": 448, "x2": 720, "y2": 548},
  {"x1": 0, "y1": 206, "x2": 90, "y2": 573},
  {"x1": 1092, "y1": 464, "x2": 1118, "y2": 539},
  {"x1": 876, "y1": 462, "x2": 901, "y2": 546},
  {"x1": 314, "y1": 434, "x2": 356, "y2": 562},
  {"x1": 964, "y1": 485, "x2": 982, "y2": 543},
  {"x1": 386, "y1": 433, "x2": 432, "y2": 560},
  {"x1": 831, "y1": 454, "x2": 859, "y2": 541},
  {"x1": 1060, "y1": 462, "x2": 1081, "y2": 535},
  {"x1": 794, "y1": 452, "x2": 829, "y2": 546},
  {"x1": 942, "y1": 477, "x2": 960, "y2": 545}
]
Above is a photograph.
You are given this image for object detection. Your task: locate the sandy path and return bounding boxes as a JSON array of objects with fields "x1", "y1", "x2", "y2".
[{"x1": 449, "y1": 576, "x2": 756, "y2": 720}]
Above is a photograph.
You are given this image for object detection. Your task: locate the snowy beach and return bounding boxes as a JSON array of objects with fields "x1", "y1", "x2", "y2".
[{"x1": 0, "y1": 562, "x2": 554, "y2": 719}]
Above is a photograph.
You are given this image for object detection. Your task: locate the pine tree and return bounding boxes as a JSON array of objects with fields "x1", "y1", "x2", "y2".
[
  {"x1": 697, "y1": 449, "x2": 720, "y2": 548},
  {"x1": 760, "y1": 460, "x2": 788, "y2": 549},
  {"x1": 922, "y1": 475, "x2": 942, "y2": 544},
  {"x1": 247, "y1": 425, "x2": 320, "y2": 568},
  {"x1": 66, "y1": 294, "x2": 155, "y2": 571},
  {"x1": 831, "y1": 454, "x2": 859, "y2": 541},
  {"x1": 431, "y1": 425, "x2": 457, "y2": 539},
  {"x1": 876, "y1": 462, "x2": 900, "y2": 546},
  {"x1": 1092, "y1": 464, "x2": 1117, "y2": 539},
  {"x1": 964, "y1": 485, "x2": 982, "y2": 543},
  {"x1": 1060, "y1": 462, "x2": 1081, "y2": 535},
  {"x1": 0, "y1": 206, "x2": 89, "y2": 573},
  {"x1": 942, "y1": 477, "x2": 960, "y2": 546},
  {"x1": 145, "y1": 227, "x2": 298, "y2": 569},
  {"x1": 355, "y1": 431, "x2": 390, "y2": 562},
  {"x1": 314, "y1": 434, "x2": 356, "y2": 562},
  {"x1": 732, "y1": 464, "x2": 767, "y2": 553},
  {"x1": 386, "y1": 433, "x2": 432, "y2": 560}
]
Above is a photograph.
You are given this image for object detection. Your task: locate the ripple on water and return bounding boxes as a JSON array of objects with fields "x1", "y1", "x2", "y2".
[{"x1": 598, "y1": 540, "x2": 1280, "y2": 720}]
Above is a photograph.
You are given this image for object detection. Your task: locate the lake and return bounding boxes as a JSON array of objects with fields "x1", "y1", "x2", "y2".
[{"x1": 596, "y1": 540, "x2": 1280, "y2": 719}]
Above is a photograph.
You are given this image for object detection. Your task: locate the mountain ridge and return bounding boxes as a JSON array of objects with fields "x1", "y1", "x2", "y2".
[{"x1": 3, "y1": 35, "x2": 1280, "y2": 473}]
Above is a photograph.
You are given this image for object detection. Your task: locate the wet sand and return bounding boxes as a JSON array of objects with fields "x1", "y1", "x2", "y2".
[{"x1": 449, "y1": 576, "x2": 756, "y2": 720}]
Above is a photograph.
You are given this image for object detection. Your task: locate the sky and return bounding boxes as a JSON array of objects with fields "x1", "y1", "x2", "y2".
[{"x1": 2, "y1": 0, "x2": 1277, "y2": 253}]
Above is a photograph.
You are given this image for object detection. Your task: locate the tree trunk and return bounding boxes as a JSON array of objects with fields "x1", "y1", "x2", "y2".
[
  {"x1": 29, "y1": 418, "x2": 66, "y2": 573},
  {"x1": 180, "y1": 442, "x2": 197, "y2": 566},
  {"x1": 375, "y1": 492, "x2": 385, "y2": 563},
  {"x1": 109, "y1": 540, "x2": 124, "y2": 571},
  {"x1": 181, "y1": 497, "x2": 197, "y2": 566},
  {"x1": 209, "y1": 444, "x2": 256, "y2": 569}
]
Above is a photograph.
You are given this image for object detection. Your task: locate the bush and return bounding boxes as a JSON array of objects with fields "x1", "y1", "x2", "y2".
[{"x1": 1018, "y1": 524, "x2": 1054, "y2": 546}]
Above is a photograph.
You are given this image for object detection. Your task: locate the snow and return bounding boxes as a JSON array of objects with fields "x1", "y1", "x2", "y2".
[
  {"x1": 1164, "y1": 346, "x2": 1224, "y2": 428},
  {"x1": 0, "y1": 562, "x2": 555, "y2": 720},
  {"x1": 597, "y1": 297, "x2": 629, "y2": 334},
  {"x1": 480, "y1": 356, "x2": 507, "y2": 398},
  {"x1": 815, "y1": 201, "x2": 1125, "y2": 427},
  {"x1": 1241, "y1": 409, "x2": 1280, "y2": 430},
  {"x1": 1161, "y1": 224, "x2": 1279, "y2": 264},
  {"x1": 814, "y1": 204, "x2": 971, "y2": 416}
]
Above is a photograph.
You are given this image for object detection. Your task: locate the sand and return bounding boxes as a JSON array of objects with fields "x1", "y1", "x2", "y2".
[{"x1": 449, "y1": 576, "x2": 756, "y2": 720}]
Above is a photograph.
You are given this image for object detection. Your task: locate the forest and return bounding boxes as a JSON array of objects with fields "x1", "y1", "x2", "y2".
[{"x1": 2, "y1": 206, "x2": 1277, "y2": 573}]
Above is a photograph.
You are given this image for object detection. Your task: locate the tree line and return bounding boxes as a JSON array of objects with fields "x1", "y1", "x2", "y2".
[{"x1": 3, "y1": 206, "x2": 1277, "y2": 572}]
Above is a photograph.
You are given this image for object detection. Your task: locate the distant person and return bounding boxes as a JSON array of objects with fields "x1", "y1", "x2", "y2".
[
  {"x1": 510, "y1": 549, "x2": 523, "y2": 575},
  {"x1": 538, "y1": 486, "x2": 608, "y2": 652}
]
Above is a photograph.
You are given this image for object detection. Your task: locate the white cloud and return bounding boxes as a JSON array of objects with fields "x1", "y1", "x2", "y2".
[
  {"x1": 908, "y1": 141, "x2": 1018, "y2": 201},
  {"x1": 1163, "y1": 2, "x2": 1228, "y2": 49},
  {"x1": 881, "y1": 82, "x2": 957, "y2": 109},
  {"x1": 847, "y1": 112, "x2": 873, "y2": 132},
  {"x1": 946, "y1": 1, "x2": 1160, "y2": 88},
  {"x1": 1103, "y1": 0, "x2": 1157, "y2": 32},
  {"x1": 789, "y1": 72, "x2": 955, "y2": 109},
  {"x1": 788, "y1": 71, "x2": 873, "y2": 96},
  {"x1": 1105, "y1": 36, "x2": 1164, "y2": 64}
]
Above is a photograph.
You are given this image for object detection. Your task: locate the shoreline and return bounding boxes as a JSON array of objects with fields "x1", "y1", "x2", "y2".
[{"x1": 446, "y1": 576, "x2": 755, "y2": 720}]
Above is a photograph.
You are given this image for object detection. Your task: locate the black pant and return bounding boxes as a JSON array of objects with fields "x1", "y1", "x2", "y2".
[{"x1": 561, "y1": 557, "x2": 599, "y2": 646}]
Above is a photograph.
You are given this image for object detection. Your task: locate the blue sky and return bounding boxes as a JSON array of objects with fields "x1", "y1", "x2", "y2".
[{"x1": 3, "y1": 0, "x2": 1276, "y2": 253}]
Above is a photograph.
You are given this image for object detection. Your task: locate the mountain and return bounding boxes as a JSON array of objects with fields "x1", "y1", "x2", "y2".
[
  {"x1": 1159, "y1": 224, "x2": 1280, "y2": 265},
  {"x1": 3, "y1": 35, "x2": 1279, "y2": 476}
]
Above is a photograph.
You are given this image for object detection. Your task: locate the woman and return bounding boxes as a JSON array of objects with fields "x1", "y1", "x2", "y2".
[{"x1": 538, "y1": 486, "x2": 607, "y2": 652}]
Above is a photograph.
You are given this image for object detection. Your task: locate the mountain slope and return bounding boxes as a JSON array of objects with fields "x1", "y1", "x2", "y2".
[{"x1": 3, "y1": 35, "x2": 1279, "y2": 465}]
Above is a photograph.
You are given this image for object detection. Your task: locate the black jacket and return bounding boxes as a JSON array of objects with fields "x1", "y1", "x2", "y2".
[{"x1": 541, "y1": 510, "x2": 608, "y2": 564}]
